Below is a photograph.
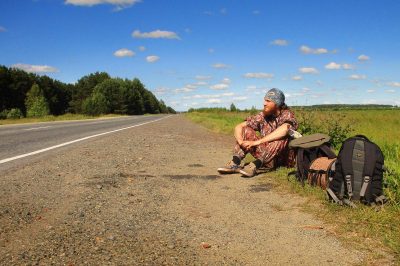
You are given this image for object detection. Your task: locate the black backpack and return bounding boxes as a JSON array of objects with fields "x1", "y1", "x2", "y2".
[
  {"x1": 327, "y1": 135, "x2": 386, "y2": 207},
  {"x1": 289, "y1": 133, "x2": 337, "y2": 185}
]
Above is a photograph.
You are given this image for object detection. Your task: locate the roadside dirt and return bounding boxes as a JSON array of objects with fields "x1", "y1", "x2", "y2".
[{"x1": 0, "y1": 115, "x2": 366, "y2": 265}]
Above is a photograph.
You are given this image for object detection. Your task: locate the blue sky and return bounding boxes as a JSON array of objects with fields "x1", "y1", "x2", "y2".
[{"x1": 1, "y1": 0, "x2": 399, "y2": 111}]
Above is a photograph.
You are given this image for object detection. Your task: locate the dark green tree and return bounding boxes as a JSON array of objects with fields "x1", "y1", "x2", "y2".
[
  {"x1": 25, "y1": 83, "x2": 50, "y2": 117},
  {"x1": 230, "y1": 103, "x2": 237, "y2": 112},
  {"x1": 158, "y1": 99, "x2": 168, "y2": 114},
  {"x1": 82, "y1": 91, "x2": 110, "y2": 115},
  {"x1": 69, "y1": 72, "x2": 110, "y2": 113}
]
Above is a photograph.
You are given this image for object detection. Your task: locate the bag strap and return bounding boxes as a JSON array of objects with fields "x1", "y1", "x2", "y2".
[
  {"x1": 296, "y1": 149, "x2": 306, "y2": 185},
  {"x1": 360, "y1": 142, "x2": 378, "y2": 200},
  {"x1": 359, "y1": 175, "x2": 370, "y2": 198},
  {"x1": 326, "y1": 188, "x2": 342, "y2": 205},
  {"x1": 345, "y1": 174, "x2": 353, "y2": 198},
  {"x1": 319, "y1": 144, "x2": 337, "y2": 159},
  {"x1": 353, "y1": 134, "x2": 370, "y2": 141}
]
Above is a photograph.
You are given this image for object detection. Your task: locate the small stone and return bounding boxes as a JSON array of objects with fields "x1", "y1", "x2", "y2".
[
  {"x1": 96, "y1": 185, "x2": 103, "y2": 189},
  {"x1": 201, "y1": 242, "x2": 211, "y2": 249},
  {"x1": 167, "y1": 244, "x2": 175, "y2": 249}
]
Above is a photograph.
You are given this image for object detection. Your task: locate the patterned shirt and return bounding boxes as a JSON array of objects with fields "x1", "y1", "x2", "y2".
[{"x1": 245, "y1": 109, "x2": 298, "y2": 137}]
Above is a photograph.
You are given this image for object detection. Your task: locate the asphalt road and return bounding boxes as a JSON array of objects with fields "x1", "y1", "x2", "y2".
[{"x1": 0, "y1": 115, "x2": 168, "y2": 171}]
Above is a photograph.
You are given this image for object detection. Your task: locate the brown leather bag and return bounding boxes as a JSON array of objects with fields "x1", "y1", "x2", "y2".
[{"x1": 307, "y1": 157, "x2": 337, "y2": 190}]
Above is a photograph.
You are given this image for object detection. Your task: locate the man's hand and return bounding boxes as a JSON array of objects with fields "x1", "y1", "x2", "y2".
[{"x1": 241, "y1": 140, "x2": 260, "y2": 151}]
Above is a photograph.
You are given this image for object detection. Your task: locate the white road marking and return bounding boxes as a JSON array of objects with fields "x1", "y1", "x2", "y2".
[
  {"x1": 24, "y1": 126, "x2": 53, "y2": 131},
  {"x1": 0, "y1": 115, "x2": 171, "y2": 165}
]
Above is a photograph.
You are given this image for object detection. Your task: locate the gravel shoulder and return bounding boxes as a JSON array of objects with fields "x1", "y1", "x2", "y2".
[{"x1": 0, "y1": 115, "x2": 364, "y2": 265}]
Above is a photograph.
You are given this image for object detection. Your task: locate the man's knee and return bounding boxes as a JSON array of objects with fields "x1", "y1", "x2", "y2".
[{"x1": 242, "y1": 126, "x2": 258, "y2": 140}]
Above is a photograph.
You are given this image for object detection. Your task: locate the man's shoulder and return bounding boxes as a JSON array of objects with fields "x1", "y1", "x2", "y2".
[{"x1": 246, "y1": 112, "x2": 265, "y2": 125}]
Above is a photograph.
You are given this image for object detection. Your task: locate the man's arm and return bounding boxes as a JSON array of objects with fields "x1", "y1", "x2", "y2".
[
  {"x1": 234, "y1": 121, "x2": 247, "y2": 146},
  {"x1": 256, "y1": 123, "x2": 291, "y2": 145},
  {"x1": 241, "y1": 123, "x2": 291, "y2": 150}
]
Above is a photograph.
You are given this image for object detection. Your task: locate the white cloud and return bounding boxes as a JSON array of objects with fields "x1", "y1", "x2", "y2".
[
  {"x1": 113, "y1": 48, "x2": 135, "y2": 57},
  {"x1": 342, "y1": 63, "x2": 355, "y2": 70},
  {"x1": 0, "y1": 26, "x2": 6, "y2": 32},
  {"x1": 232, "y1": 96, "x2": 247, "y2": 102},
  {"x1": 210, "y1": 83, "x2": 229, "y2": 90},
  {"x1": 325, "y1": 62, "x2": 341, "y2": 70},
  {"x1": 12, "y1": 63, "x2": 59, "y2": 73},
  {"x1": 358, "y1": 54, "x2": 370, "y2": 61},
  {"x1": 299, "y1": 67, "x2": 319, "y2": 74},
  {"x1": 270, "y1": 39, "x2": 288, "y2": 46},
  {"x1": 194, "y1": 81, "x2": 208, "y2": 86},
  {"x1": 243, "y1": 72, "x2": 274, "y2": 79},
  {"x1": 185, "y1": 84, "x2": 198, "y2": 90},
  {"x1": 386, "y1": 89, "x2": 396, "y2": 93},
  {"x1": 367, "y1": 89, "x2": 375, "y2": 93},
  {"x1": 65, "y1": 0, "x2": 140, "y2": 8},
  {"x1": 207, "y1": 99, "x2": 222, "y2": 104},
  {"x1": 221, "y1": 78, "x2": 231, "y2": 84},
  {"x1": 138, "y1": 46, "x2": 146, "y2": 51},
  {"x1": 324, "y1": 62, "x2": 355, "y2": 70},
  {"x1": 363, "y1": 99, "x2": 377, "y2": 104},
  {"x1": 212, "y1": 63, "x2": 230, "y2": 69},
  {"x1": 195, "y1": 75, "x2": 212, "y2": 80},
  {"x1": 302, "y1": 87, "x2": 311, "y2": 92},
  {"x1": 286, "y1": 92, "x2": 306, "y2": 98},
  {"x1": 387, "y1": 82, "x2": 400, "y2": 87},
  {"x1": 192, "y1": 94, "x2": 217, "y2": 99},
  {"x1": 291, "y1": 75, "x2": 302, "y2": 81},
  {"x1": 348, "y1": 74, "x2": 367, "y2": 80},
  {"x1": 175, "y1": 87, "x2": 194, "y2": 93},
  {"x1": 132, "y1": 30, "x2": 180, "y2": 39},
  {"x1": 146, "y1": 55, "x2": 160, "y2": 63},
  {"x1": 300, "y1": 45, "x2": 328, "y2": 54},
  {"x1": 153, "y1": 87, "x2": 169, "y2": 95}
]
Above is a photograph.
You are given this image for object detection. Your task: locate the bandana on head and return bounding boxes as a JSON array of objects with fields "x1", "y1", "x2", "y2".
[{"x1": 265, "y1": 88, "x2": 285, "y2": 107}]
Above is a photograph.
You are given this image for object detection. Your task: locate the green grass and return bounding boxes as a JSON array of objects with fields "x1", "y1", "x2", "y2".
[
  {"x1": 0, "y1": 113, "x2": 127, "y2": 125},
  {"x1": 185, "y1": 109, "x2": 400, "y2": 262}
]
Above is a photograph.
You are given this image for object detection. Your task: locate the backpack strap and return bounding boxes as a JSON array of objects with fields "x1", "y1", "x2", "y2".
[
  {"x1": 342, "y1": 198, "x2": 357, "y2": 208},
  {"x1": 354, "y1": 135, "x2": 370, "y2": 141},
  {"x1": 359, "y1": 176, "x2": 370, "y2": 198},
  {"x1": 296, "y1": 148, "x2": 306, "y2": 185},
  {"x1": 345, "y1": 174, "x2": 353, "y2": 198},
  {"x1": 360, "y1": 142, "x2": 378, "y2": 201},
  {"x1": 374, "y1": 195, "x2": 388, "y2": 205},
  {"x1": 319, "y1": 144, "x2": 337, "y2": 159},
  {"x1": 326, "y1": 188, "x2": 342, "y2": 205}
]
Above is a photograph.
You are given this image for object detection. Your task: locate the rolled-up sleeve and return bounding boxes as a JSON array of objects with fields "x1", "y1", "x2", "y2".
[
  {"x1": 245, "y1": 112, "x2": 264, "y2": 131},
  {"x1": 279, "y1": 110, "x2": 298, "y2": 130}
]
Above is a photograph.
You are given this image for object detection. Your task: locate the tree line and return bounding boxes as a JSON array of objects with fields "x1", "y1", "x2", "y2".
[{"x1": 0, "y1": 65, "x2": 175, "y2": 119}]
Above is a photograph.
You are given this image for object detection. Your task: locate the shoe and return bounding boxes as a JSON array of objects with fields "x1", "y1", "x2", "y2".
[
  {"x1": 239, "y1": 162, "x2": 257, "y2": 177},
  {"x1": 217, "y1": 161, "x2": 242, "y2": 174}
]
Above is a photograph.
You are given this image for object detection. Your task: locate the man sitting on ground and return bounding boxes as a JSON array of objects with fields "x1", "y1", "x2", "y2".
[{"x1": 217, "y1": 88, "x2": 298, "y2": 177}]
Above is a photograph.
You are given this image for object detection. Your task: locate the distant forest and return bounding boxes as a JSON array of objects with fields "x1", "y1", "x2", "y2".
[{"x1": 0, "y1": 65, "x2": 175, "y2": 119}]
